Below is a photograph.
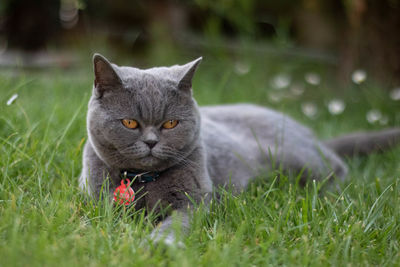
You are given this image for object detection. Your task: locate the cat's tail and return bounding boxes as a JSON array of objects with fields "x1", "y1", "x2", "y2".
[{"x1": 324, "y1": 128, "x2": 400, "y2": 157}]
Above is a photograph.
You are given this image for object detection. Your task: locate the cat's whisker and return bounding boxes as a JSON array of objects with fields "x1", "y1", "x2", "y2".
[{"x1": 160, "y1": 148, "x2": 201, "y2": 170}]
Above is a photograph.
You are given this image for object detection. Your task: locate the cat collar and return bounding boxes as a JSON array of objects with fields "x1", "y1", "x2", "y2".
[{"x1": 120, "y1": 170, "x2": 160, "y2": 183}]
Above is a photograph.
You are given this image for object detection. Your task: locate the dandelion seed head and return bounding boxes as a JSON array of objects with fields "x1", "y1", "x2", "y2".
[
  {"x1": 305, "y1": 72, "x2": 320, "y2": 85},
  {"x1": 366, "y1": 109, "x2": 382, "y2": 124},
  {"x1": 268, "y1": 91, "x2": 283, "y2": 103},
  {"x1": 352, "y1": 69, "x2": 367, "y2": 84},
  {"x1": 290, "y1": 84, "x2": 304, "y2": 96},
  {"x1": 271, "y1": 74, "x2": 291, "y2": 89},
  {"x1": 301, "y1": 102, "x2": 318, "y2": 118},
  {"x1": 327, "y1": 99, "x2": 345, "y2": 115},
  {"x1": 389, "y1": 87, "x2": 400, "y2": 101}
]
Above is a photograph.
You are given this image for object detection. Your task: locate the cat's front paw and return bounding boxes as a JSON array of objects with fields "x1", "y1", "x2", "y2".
[{"x1": 149, "y1": 229, "x2": 185, "y2": 248}]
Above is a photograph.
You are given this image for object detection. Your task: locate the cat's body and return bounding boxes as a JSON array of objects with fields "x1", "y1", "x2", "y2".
[
  {"x1": 80, "y1": 54, "x2": 400, "y2": 245},
  {"x1": 200, "y1": 104, "x2": 347, "y2": 189}
]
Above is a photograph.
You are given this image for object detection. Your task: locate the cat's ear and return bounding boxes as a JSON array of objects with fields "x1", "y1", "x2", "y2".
[
  {"x1": 177, "y1": 57, "x2": 202, "y2": 91},
  {"x1": 93, "y1": 53, "x2": 122, "y2": 98}
]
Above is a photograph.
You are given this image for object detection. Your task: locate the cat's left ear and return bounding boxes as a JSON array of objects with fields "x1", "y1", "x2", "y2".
[
  {"x1": 177, "y1": 57, "x2": 202, "y2": 91},
  {"x1": 93, "y1": 53, "x2": 122, "y2": 98}
]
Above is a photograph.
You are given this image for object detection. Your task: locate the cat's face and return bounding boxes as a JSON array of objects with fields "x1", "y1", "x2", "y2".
[{"x1": 87, "y1": 54, "x2": 202, "y2": 171}]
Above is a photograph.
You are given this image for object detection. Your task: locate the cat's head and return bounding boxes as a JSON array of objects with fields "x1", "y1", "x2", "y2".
[{"x1": 87, "y1": 54, "x2": 202, "y2": 171}]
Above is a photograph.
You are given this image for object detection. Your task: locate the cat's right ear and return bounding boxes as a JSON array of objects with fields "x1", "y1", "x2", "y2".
[
  {"x1": 177, "y1": 57, "x2": 202, "y2": 91},
  {"x1": 93, "y1": 53, "x2": 122, "y2": 98}
]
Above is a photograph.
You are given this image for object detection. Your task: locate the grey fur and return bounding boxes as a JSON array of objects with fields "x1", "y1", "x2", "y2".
[
  {"x1": 80, "y1": 54, "x2": 400, "y2": 245},
  {"x1": 325, "y1": 128, "x2": 400, "y2": 156}
]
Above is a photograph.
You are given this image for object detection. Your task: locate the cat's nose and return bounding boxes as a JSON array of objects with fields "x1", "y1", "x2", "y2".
[
  {"x1": 144, "y1": 140, "x2": 157, "y2": 149},
  {"x1": 143, "y1": 129, "x2": 159, "y2": 149}
]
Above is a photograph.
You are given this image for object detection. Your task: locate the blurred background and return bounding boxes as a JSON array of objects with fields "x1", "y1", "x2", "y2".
[
  {"x1": 1, "y1": 0, "x2": 400, "y2": 134},
  {"x1": 1, "y1": 0, "x2": 400, "y2": 85}
]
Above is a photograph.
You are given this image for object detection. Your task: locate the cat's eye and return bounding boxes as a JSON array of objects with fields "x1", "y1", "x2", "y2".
[
  {"x1": 122, "y1": 119, "x2": 139, "y2": 129},
  {"x1": 162, "y1": 120, "x2": 179, "y2": 129}
]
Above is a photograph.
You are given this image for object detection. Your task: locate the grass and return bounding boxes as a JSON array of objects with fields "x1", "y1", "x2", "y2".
[{"x1": 1, "y1": 48, "x2": 400, "y2": 266}]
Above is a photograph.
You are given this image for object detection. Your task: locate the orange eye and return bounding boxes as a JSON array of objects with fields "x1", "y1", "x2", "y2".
[
  {"x1": 122, "y1": 119, "x2": 138, "y2": 129},
  {"x1": 162, "y1": 120, "x2": 179, "y2": 129}
]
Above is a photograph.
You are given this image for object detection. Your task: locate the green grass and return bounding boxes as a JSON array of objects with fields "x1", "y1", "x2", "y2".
[{"x1": 1, "y1": 50, "x2": 400, "y2": 266}]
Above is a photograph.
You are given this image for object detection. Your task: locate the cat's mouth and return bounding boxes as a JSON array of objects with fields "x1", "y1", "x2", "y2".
[
  {"x1": 137, "y1": 154, "x2": 161, "y2": 167},
  {"x1": 144, "y1": 149, "x2": 159, "y2": 158},
  {"x1": 117, "y1": 146, "x2": 170, "y2": 169},
  {"x1": 144, "y1": 153, "x2": 158, "y2": 159}
]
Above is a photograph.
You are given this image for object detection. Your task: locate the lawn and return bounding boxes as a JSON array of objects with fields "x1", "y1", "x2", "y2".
[{"x1": 1, "y1": 47, "x2": 400, "y2": 266}]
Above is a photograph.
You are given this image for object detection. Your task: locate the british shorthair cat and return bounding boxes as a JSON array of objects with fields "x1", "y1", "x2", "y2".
[{"x1": 80, "y1": 54, "x2": 400, "y2": 245}]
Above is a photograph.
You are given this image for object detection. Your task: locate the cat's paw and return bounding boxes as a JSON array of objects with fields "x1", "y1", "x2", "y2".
[{"x1": 149, "y1": 229, "x2": 185, "y2": 249}]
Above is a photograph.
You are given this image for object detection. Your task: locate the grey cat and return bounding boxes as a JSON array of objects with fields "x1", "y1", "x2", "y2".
[{"x1": 80, "y1": 54, "x2": 400, "y2": 245}]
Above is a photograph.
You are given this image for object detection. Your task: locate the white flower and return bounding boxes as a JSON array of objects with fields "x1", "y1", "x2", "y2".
[
  {"x1": 366, "y1": 109, "x2": 382, "y2": 124},
  {"x1": 301, "y1": 102, "x2": 318, "y2": 118},
  {"x1": 304, "y1": 73, "x2": 320, "y2": 85},
  {"x1": 6, "y1": 94, "x2": 18, "y2": 106},
  {"x1": 352, "y1": 69, "x2": 367, "y2": 84},
  {"x1": 290, "y1": 84, "x2": 304, "y2": 96},
  {"x1": 389, "y1": 87, "x2": 400, "y2": 101},
  {"x1": 268, "y1": 91, "x2": 283, "y2": 103},
  {"x1": 234, "y1": 62, "x2": 250, "y2": 75},
  {"x1": 327, "y1": 99, "x2": 345, "y2": 115},
  {"x1": 271, "y1": 74, "x2": 291, "y2": 89}
]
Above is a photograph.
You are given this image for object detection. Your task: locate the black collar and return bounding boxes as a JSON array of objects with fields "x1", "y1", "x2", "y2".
[{"x1": 120, "y1": 170, "x2": 160, "y2": 183}]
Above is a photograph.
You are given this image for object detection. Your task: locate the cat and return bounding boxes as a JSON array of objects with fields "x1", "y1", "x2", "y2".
[{"x1": 80, "y1": 54, "x2": 400, "y2": 245}]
